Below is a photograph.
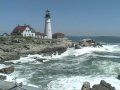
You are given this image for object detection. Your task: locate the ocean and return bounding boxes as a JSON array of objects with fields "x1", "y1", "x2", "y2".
[{"x1": 3, "y1": 36, "x2": 120, "y2": 90}]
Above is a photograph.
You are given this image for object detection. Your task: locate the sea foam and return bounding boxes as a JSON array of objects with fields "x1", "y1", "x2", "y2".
[
  {"x1": 47, "y1": 75, "x2": 120, "y2": 90},
  {"x1": 4, "y1": 44, "x2": 120, "y2": 90},
  {"x1": 6, "y1": 44, "x2": 120, "y2": 64}
]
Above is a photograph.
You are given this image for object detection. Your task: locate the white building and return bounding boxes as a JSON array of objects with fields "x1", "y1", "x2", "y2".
[
  {"x1": 44, "y1": 10, "x2": 52, "y2": 39},
  {"x1": 11, "y1": 25, "x2": 36, "y2": 38},
  {"x1": 22, "y1": 27, "x2": 35, "y2": 37}
]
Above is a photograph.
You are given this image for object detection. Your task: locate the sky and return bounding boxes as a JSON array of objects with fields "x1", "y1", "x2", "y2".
[{"x1": 0, "y1": 0, "x2": 120, "y2": 36}]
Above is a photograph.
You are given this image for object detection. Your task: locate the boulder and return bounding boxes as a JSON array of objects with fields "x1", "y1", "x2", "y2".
[
  {"x1": 91, "y1": 80, "x2": 115, "y2": 90},
  {"x1": 0, "y1": 65, "x2": 14, "y2": 74},
  {"x1": 79, "y1": 38, "x2": 102, "y2": 47},
  {"x1": 117, "y1": 74, "x2": 120, "y2": 80},
  {"x1": 0, "y1": 75, "x2": 6, "y2": 80},
  {"x1": 75, "y1": 44, "x2": 81, "y2": 49},
  {"x1": 3, "y1": 62, "x2": 14, "y2": 65},
  {"x1": 34, "y1": 57, "x2": 47, "y2": 62},
  {"x1": 0, "y1": 52, "x2": 20, "y2": 62},
  {"x1": 81, "y1": 81, "x2": 90, "y2": 90}
]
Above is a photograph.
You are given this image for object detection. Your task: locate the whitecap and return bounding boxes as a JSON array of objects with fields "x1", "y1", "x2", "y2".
[
  {"x1": 0, "y1": 64, "x2": 6, "y2": 69},
  {"x1": 47, "y1": 75, "x2": 120, "y2": 90}
]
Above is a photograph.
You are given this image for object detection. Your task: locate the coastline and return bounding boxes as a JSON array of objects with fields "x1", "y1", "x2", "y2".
[
  {"x1": 0, "y1": 36, "x2": 119, "y2": 90},
  {"x1": 0, "y1": 37, "x2": 72, "y2": 63}
]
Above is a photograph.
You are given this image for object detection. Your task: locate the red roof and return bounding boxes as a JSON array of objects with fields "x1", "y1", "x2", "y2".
[
  {"x1": 53, "y1": 32, "x2": 64, "y2": 35},
  {"x1": 52, "y1": 32, "x2": 65, "y2": 38},
  {"x1": 11, "y1": 25, "x2": 36, "y2": 35}
]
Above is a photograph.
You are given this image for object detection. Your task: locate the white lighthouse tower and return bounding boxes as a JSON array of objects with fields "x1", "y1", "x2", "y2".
[{"x1": 44, "y1": 10, "x2": 52, "y2": 39}]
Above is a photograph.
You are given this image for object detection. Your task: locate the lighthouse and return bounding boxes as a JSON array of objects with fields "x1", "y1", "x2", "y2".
[{"x1": 44, "y1": 10, "x2": 52, "y2": 39}]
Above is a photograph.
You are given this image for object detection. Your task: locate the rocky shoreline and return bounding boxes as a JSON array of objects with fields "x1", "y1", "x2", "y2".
[
  {"x1": 0, "y1": 37, "x2": 72, "y2": 62},
  {"x1": 0, "y1": 37, "x2": 72, "y2": 89},
  {"x1": 0, "y1": 37, "x2": 104, "y2": 63},
  {"x1": 0, "y1": 37, "x2": 118, "y2": 90}
]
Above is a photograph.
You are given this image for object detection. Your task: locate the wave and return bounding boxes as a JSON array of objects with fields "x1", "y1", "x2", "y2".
[
  {"x1": 5, "y1": 71, "x2": 39, "y2": 88},
  {"x1": 6, "y1": 44, "x2": 120, "y2": 64},
  {"x1": 4, "y1": 61, "x2": 120, "y2": 90},
  {"x1": 102, "y1": 44, "x2": 120, "y2": 52},
  {"x1": 58, "y1": 44, "x2": 120, "y2": 57},
  {"x1": 0, "y1": 64, "x2": 38, "y2": 88},
  {"x1": 91, "y1": 54, "x2": 120, "y2": 58},
  {"x1": 47, "y1": 75, "x2": 120, "y2": 90},
  {"x1": 4, "y1": 44, "x2": 120, "y2": 90},
  {"x1": 0, "y1": 64, "x2": 6, "y2": 69},
  {"x1": 92, "y1": 60, "x2": 120, "y2": 75}
]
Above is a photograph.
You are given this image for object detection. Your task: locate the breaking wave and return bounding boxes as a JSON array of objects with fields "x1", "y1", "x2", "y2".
[
  {"x1": 47, "y1": 75, "x2": 120, "y2": 90},
  {"x1": 3, "y1": 43, "x2": 120, "y2": 90},
  {"x1": 7, "y1": 44, "x2": 120, "y2": 64}
]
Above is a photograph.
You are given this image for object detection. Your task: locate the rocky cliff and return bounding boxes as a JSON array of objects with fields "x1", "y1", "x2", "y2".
[{"x1": 0, "y1": 37, "x2": 72, "y2": 62}]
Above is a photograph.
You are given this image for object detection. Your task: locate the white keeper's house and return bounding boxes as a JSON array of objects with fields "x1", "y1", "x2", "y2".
[{"x1": 11, "y1": 24, "x2": 44, "y2": 38}]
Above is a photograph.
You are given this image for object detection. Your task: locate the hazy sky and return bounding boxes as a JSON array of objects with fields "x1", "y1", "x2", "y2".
[{"x1": 0, "y1": 0, "x2": 120, "y2": 36}]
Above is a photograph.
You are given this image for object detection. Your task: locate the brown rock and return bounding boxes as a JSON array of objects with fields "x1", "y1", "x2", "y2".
[
  {"x1": 0, "y1": 65, "x2": 14, "y2": 74},
  {"x1": 81, "y1": 81, "x2": 90, "y2": 90},
  {"x1": 117, "y1": 74, "x2": 120, "y2": 80},
  {"x1": 91, "y1": 80, "x2": 115, "y2": 90}
]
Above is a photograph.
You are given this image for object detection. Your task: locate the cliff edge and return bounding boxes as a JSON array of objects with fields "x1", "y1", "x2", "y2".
[{"x1": 0, "y1": 37, "x2": 72, "y2": 62}]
